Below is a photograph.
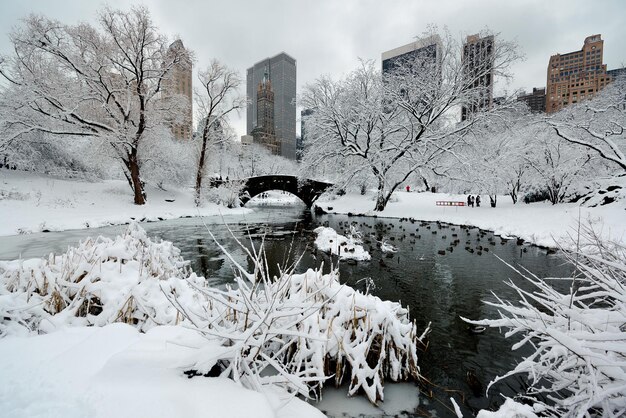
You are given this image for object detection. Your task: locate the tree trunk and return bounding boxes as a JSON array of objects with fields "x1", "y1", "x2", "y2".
[
  {"x1": 195, "y1": 142, "x2": 208, "y2": 206},
  {"x1": 374, "y1": 180, "x2": 394, "y2": 212},
  {"x1": 374, "y1": 194, "x2": 388, "y2": 211},
  {"x1": 128, "y1": 149, "x2": 145, "y2": 205},
  {"x1": 195, "y1": 124, "x2": 211, "y2": 206}
]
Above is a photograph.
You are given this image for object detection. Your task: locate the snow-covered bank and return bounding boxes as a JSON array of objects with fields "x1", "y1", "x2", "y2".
[
  {"x1": 0, "y1": 170, "x2": 250, "y2": 237},
  {"x1": 315, "y1": 191, "x2": 626, "y2": 248},
  {"x1": 0, "y1": 324, "x2": 323, "y2": 418}
]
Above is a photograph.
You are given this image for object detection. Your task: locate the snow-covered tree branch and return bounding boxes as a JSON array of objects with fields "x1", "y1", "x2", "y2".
[
  {"x1": 194, "y1": 59, "x2": 245, "y2": 206},
  {"x1": 547, "y1": 78, "x2": 626, "y2": 173},
  {"x1": 465, "y1": 225, "x2": 626, "y2": 417},
  {"x1": 0, "y1": 6, "x2": 191, "y2": 204},
  {"x1": 301, "y1": 29, "x2": 521, "y2": 211}
]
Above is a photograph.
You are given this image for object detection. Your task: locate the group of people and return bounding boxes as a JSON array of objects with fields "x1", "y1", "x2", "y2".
[{"x1": 467, "y1": 194, "x2": 481, "y2": 207}]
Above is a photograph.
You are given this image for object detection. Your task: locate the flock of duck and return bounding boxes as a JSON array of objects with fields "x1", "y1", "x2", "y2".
[{"x1": 324, "y1": 217, "x2": 539, "y2": 262}]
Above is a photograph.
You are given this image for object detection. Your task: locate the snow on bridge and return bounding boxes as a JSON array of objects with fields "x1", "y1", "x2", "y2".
[{"x1": 210, "y1": 175, "x2": 334, "y2": 207}]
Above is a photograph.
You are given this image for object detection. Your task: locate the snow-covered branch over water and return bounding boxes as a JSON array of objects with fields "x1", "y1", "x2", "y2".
[
  {"x1": 465, "y1": 227, "x2": 626, "y2": 417},
  {"x1": 0, "y1": 223, "x2": 428, "y2": 405}
]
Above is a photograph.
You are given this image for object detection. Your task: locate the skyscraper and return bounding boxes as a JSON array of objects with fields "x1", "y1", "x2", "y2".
[
  {"x1": 382, "y1": 35, "x2": 441, "y2": 75},
  {"x1": 251, "y1": 70, "x2": 280, "y2": 155},
  {"x1": 461, "y1": 34, "x2": 494, "y2": 121},
  {"x1": 162, "y1": 40, "x2": 192, "y2": 140},
  {"x1": 246, "y1": 53, "x2": 297, "y2": 160},
  {"x1": 546, "y1": 35, "x2": 611, "y2": 114}
]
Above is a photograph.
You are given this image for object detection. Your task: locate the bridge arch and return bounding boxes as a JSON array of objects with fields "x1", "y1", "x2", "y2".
[{"x1": 240, "y1": 175, "x2": 333, "y2": 208}]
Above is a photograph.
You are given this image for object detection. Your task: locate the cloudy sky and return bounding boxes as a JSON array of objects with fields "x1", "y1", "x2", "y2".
[{"x1": 1, "y1": 0, "x2": 625, "y2": 137}]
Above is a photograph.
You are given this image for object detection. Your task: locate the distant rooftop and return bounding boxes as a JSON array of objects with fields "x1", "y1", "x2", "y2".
[
  {"x1": 249, "y1": 52, "x2": 296, "y2": 69},
  {"x1": 382, "y1": 35, "x2": 441, "y2": 61}
]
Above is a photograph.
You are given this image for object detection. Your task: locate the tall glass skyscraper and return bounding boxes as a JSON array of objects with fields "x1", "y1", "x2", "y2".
[{"x1": 246, "y1": 52, "x2": 297, "y2": 160}]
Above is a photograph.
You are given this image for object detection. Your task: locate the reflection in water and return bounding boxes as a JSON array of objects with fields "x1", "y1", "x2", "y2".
[
  {"x1": 0, "y1": 205, "x2": 574, "y2": 416},
  {"x1": 194, "y1": 237, "x2": 224, "y2": 279}
]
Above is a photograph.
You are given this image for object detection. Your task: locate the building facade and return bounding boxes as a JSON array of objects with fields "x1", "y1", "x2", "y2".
[
  {"x1": 381, "y1": 35, "x2": 441, "y2": 75},
  {"x1": 162, "y1": 40, "x2": 193, "y2": 140},
  {"x1": 299, "y1": 108, "x2": 314, "y2": 161},
  {"x1": 246, "y1": 53, "x2": 297, "y2": 160},
  {"x1": 517, "y1": 87, "x2": 546, "y2": 113},
  {"x1": 608, "y1": 67, "x2": 626, "y2": 81},
  {"x1": 251, "y1": 72, "x2": 280, "y2": 155},
  {"x1": 461, "y1": 34, "x2": 495, "y2": 121},
  {"x1": 546, "y1": 35, "x2": 611, "y2": 114}
]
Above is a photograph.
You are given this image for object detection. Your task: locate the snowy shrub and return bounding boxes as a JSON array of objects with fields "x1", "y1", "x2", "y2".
[
  {"x1": 204, "y1": 180, "x2": 245, "y2": 208},
  {"x1": 138, "y1": 128, "x2": 195, "y2": 189},
  {"x1": 465, "y1": 226, "x2": 626, "y2": 417},
  {"x1": 0, "y1": 188, "x2": 30, "y2": 201},
  {"x1": 0, "y1": 132, "x2": 105, "y2": 180},
  {"x1": 0, "y1": 223, "x2": 204, "y2": 336},
  {"x1": 167, "y1": 232, "x2": 428, "y2": 404},
  {"x1": 0, "y1": 223, "x2": 429, "y2": 405}
]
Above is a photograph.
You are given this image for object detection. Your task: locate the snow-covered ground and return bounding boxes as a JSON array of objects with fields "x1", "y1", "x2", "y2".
[
  {"x1": 316, "y1": 190, "x2": 626, "y2": 248},
  {"x1": 0, "y1": 170, "x2": 250, "y2": 236},
  {"x1": 0, "y1": 324, "x2": 323, "y2": 418},
  {"x1": 3, "y1": 170, "x2": 624, "y2": 250}
]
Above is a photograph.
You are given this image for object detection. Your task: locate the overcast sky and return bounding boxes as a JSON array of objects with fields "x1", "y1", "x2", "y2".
[{"x1": 1, "y1": 0, "x2": 625, "y2": 137}]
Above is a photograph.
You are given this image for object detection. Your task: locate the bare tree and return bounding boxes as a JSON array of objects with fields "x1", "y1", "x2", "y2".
[
  {"x1": 194, "y1": 60, "x2": 245, "y2": 206},
  {"x1": 0, "y1": 6, "x2": 189, "y2": 204},
  {"x1": 301, "y1": 29, "x2": 521, "y2": 211}
]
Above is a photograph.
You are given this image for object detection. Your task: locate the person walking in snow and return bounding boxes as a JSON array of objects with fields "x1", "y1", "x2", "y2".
[
  {"x1": 470, "y1": 195, "x2": 475, "y2": 207},
  {"x1": 406, "y1": 185, "x2": 410, "y2": 193},
  {"x1": 475, "y1": 195, "x2": 481, "y2": 207}
]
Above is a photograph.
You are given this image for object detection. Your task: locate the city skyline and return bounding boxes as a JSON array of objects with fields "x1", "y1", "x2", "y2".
[
  {"x1": 247, "y1": 53, "x2": 297, "y2": 159},
  {"x1": 1, "y1": 0, "x2": 624, "y2": 137}
]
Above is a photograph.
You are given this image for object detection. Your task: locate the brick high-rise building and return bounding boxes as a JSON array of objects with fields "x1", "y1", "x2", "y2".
[
  {"x1": 251, "y1": 70, "x2": 280, "y2": 155},
  {"x1": 461, "y1": 34, "x2": 495, "y2": 121},
  {"x1": 162, "y1": 40, "x2": 193, "y2": 140},
  {"x1": 247, "y1": 53, "x2": 297, "y2": 160},
  {"x1": 517, "y1": 88, "x2": 546, "y2": 113},
  {"x1": 546, "y1": 35, "x2": 611, "y2": 114}
]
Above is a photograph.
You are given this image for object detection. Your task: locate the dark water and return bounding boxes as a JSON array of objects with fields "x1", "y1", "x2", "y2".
[{"x1": 0, "y1": 203, "x2": 574, "y2": 417}]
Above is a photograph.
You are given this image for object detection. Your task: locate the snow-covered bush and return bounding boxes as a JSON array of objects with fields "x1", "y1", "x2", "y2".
[
  {"x1": 138, "y1": 127, "x2": 195, "y2": 189},
  {"x1": 465, "y1": 226, "x2": 626, "y2": 417},
  {"x1": 204, "y1": 179, "x2": 246, "y2": 208},
  {"x1": 0, "y1": 223, "x2": 203, "y2": 336},
  {"x1": 170, "y1": 232, "x2": 427, "y2": 404},
  {"x1": 0, "y1": 223, "x2": 428, "y2": 404},
  {"x1": 0, "y1": 131, "x2": 106, "y2": 180}
]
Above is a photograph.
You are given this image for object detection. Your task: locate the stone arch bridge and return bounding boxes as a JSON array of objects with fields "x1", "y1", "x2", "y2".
[{"x1": 209, "y1": 175, "x2": 333, "y2": 208}]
